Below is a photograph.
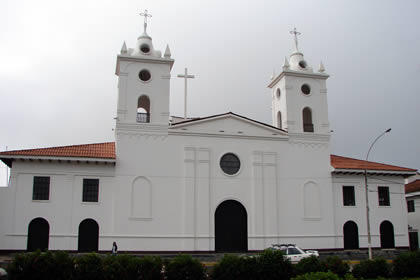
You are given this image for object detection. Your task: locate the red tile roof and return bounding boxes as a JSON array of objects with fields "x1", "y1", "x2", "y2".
[
  {"x1": 406, "y1": 180, "x2": 420, "y2": 193},
  {"x1": 331, "y1": 154, "x2": 416, "y2": 172},
  {"x1": 0, "y1": 143, "x2": 416, "y2": 174},
  {"x1": 0, "y1": 142, "x2": 115, "y2": 159}
]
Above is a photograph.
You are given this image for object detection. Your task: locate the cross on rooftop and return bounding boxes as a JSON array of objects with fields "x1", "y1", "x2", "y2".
[
  {"x1": 290, "y1": 27, "x2": 301, "y2": 52},
  {"x1": 140, "y1": 9, "x2": 152, "y2": 33},
  {"x1": 177, "y1": 68, "x2": 195, "y2": 120}
]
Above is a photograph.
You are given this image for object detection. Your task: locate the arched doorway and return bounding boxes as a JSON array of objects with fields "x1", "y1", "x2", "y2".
[
  {"x1": 78, "y1": 219, "x2": 99, "y2": 252},
  {"x1": 27, "y1": 217, "x2": 49, "y2": 251},
  {"x1": 343, "y1": 221, "x2": 359, "y2": 250},
  {"x1": 380, "y1": 221, "x2": 395, "y2": 249},
  {"x1": 215, "y1": 200, "x2": 247, "y2": 252}
]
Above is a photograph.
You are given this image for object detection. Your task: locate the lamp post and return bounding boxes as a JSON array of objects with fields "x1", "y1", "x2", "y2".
[{"x1": 365, "y1": 128, "x2": 391, "y2": 260}]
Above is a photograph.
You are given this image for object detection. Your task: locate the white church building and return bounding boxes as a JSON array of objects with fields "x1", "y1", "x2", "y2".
[{"x1": 0, "y1": 14, "x2": 417, "y2": 253}]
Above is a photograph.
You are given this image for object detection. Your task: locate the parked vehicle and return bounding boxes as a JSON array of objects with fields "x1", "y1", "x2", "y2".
[{"x1": 268, "y1": 244, "x2": 319, "y2": 263}]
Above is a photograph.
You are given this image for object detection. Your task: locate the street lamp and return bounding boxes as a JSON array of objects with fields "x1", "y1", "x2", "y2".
[{"x1": 365, "y1": 128, "x2": 391, "y2": 260}]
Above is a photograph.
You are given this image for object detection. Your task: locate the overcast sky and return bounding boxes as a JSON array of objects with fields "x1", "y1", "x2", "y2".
[{"x1": 1, "y1": 0, "x2": 419, "y2": 185}]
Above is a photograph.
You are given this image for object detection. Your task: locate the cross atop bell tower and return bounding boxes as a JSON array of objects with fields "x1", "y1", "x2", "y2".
[
  {"x1": 268, "y1": 30, "x2": 330, "y2": 135},
  {"x1": 115, "y1": 11, "x2": 174, "y2": 136},
  {"x1": 140, "y1": 9, "x2": 152, "y2": 33},
  {"x1": 290, "y1": 27, "x2": 301, "y2": 52}
]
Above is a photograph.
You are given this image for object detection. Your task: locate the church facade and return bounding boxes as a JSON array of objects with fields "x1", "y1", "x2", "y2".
[{"x1": 0, "y1": 16, "x2": 416, "y2": 253}]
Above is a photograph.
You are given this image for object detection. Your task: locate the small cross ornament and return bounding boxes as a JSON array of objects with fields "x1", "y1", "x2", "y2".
[
  {"x1": 140, "y1": 9, "x2": 152, "y2": 33},
  {"x1": 290, "y1": 27, "x2": 301, "y2": 52}
]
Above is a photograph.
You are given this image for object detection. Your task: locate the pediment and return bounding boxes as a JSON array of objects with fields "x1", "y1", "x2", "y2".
[{"x1": 170, "y1": 113, "x2": 287, "y2": 139}]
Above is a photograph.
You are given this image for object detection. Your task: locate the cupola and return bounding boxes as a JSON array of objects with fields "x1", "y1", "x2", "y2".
[
  {"x1": 288, "y1": 28, "x2": 313, "y2": 72},
  {"x1": 121, "y1": 10, "x2": 163, "y2": 58}
]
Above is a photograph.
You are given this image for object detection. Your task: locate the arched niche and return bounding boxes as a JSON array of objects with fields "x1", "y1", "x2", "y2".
[
  {"x1": 131, "y1": 176, "x2": 152, "y2": 219},
  {"x1": 303, "y1": 181, "x2": 321, "y2": 218}
]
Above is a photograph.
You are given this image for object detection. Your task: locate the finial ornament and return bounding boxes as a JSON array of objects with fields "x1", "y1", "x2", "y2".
[
  {"x1": 319, "y1": 60, "x2": 325, "y2": 73},
  {"x1": 140, "y1": 9, "x2": 152, "y2": 33},
  {"x1": 164, "y1": 44, "x2": 171, "y2": 58},
  {"x1": 290, "y1": 27, "x2": 301, "y2": 52},
  {"x1": 282, "y1": 56, "x2": 290, "y2": 69},
  {"x1": 120, "y1": 41, "x2": 128, "y2": 55}
]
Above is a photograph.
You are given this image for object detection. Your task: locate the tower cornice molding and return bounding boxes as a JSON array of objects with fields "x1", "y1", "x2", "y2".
[
  {"x1": 116, "y1": 55, "x2": 174, "y2": 75},
  {"x1": 268, "y1": 70, "x2": 329, "y2": 88}
]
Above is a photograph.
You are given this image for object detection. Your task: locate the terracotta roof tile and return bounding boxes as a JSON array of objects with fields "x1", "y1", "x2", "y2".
[
  {"x1": 0, "y1": 143, "x2": 416, "y2": 174},
  {"x1": 331, "y1": 154, "x2": 416, "y2": 172},
  {"x1": 406, "y1": 180, "x2": 420, "y2": 193},
  {"x1": 0, "y1": 142, "x2": 115, "y2": 159}
]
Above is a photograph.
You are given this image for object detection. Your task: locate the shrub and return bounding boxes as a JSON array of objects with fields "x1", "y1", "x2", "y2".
[
  {"x1": 294, "y1": 256, "x2": 324, "y2": 275},
  {"x1": 351, "y1": 258, "x2": 390, "y2": 279},
  {"x1": 255, "y1": 249, "x2": 293, "y2": 280},
  {"x1": 393, "y1": 250, "x2": 420, "y2": 277},
  {"x1": 74, "y1": 253, "x2": 105, "y2": 280},
  {"x1": 291, "y1": 271, "x2": 340, "y2": 280},
  {"x1": 165, "y1": 254, "x2": 205, "y2": 280},
  {"x1": 103, "y1": 254, "x2": 133, "y2": 280},
  {"x1": 212, "y1": 254, "x2": 244, "y2": 280},
  {"x1": 211, "y1": 254, "x2": 259, "y2": 280},
  {"x1": 138, "y1": 256, "x2": 163, "y2": 280},
  {"x1": 321, "y1": 256, "x2": 349, "y2": 278},
  {"x1": 49, "y1": 251, "x2": 75, "y2": 280},
  {"x1": 241, "y1": 256, "x2": 259, "y2": 280},
  {"x1": 7, "y1": 251, "x2": 74, "y2": 280}
]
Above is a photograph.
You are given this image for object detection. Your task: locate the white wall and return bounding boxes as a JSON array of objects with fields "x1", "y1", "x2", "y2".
[{"x1": 333, "y1": 175, "x2": 409, "y2": 249}]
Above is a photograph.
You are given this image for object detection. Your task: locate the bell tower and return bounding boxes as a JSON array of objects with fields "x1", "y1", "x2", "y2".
[
  {"x1": 268, "y1": 28, "x2": 330, "y2": 135},
  {"x1": 115, "y1": 10, "x2": 174, "y2": 135}
]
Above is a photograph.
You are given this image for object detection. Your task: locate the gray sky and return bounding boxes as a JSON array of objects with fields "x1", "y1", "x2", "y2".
[{"x1": 1, "y1": 0, "x2": 420, "y2": 185}]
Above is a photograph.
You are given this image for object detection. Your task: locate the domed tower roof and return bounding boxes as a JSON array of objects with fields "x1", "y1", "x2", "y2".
[
  {"x1": 130, "y1": 9, "x2": 162, "y2": 57},
  {"x1": 287, "y1": 28, "x2": 313, "y2": 72}
]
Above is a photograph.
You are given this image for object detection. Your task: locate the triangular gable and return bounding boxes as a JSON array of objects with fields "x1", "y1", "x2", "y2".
[{"x1": 170, "y1": 112, "x2": 287, "y2": 138}]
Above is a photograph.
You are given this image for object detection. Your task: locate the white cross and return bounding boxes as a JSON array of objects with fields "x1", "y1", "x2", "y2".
[
  {"x1": 177, "y1": 68, "x2": 195, "y2": 120},
  {"x1": 290, "y1": 27, "x2": 301, "y2": 52},
  {"x1": 140, "y1": 9, "x2": 152, "y2": 33}
]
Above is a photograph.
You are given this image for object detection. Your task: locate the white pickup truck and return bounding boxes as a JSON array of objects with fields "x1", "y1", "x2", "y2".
[{"x1": 268, "y1": 244, "x2": 319, "y2": 264}]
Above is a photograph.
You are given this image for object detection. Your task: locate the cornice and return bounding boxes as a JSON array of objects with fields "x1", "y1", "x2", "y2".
[
  {"x1": 115, "y1": 55, "x2": 175, "y2": 75},
  {"x1": 268, "y1": 70, "x2": 329, "y2": 88},
  {"x1": 169, "y1": 129, "x2": 288, "y2": 141}
]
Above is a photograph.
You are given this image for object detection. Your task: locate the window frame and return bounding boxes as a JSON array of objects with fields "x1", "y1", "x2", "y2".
[
  {"x1": 32, "y1": 176, "x2": 50, "y2": 201},
  {"x1": 378, "y1": 186, "x2": 390, "y2": 206},
  {"x1": 219, "y1": 153, "x2": 241, "y2": 176},
  {"x1": 82, "y1": 178, "x2": 99, "y2": 203},
  {"x1": 342, "y1": 185, "x2": 356, "y2": 206},
  {"x1": 408, "y1": 200, "x2": 415, "y2": 213}
]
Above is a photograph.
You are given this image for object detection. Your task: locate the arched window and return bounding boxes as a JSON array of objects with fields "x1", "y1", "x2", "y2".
[
  {"x1": 380, "y1": 221, "x2": 395, "y2": 249},
  {"x1": 137, "y1": 95, "x2": 150, "y2": 123},
  {"x1": 27, "y1": 217, "x2": 49, "y2": 251},
  {"x1": 78, "y1": 218, "x2": 99, "y2": 252},
  {"x1": 277, "y1": 111, "x2": 282, "y2": 129},
  {"x1": 303, "y1": 107, "x2": 314, "y2": 132},
  {"x1": 343, "y1": 221, "x2": 359, "y2": 250}
]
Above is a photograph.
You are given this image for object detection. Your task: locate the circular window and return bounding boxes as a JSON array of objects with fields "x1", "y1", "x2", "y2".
[
  {"x1": 220, "y1": 153, "x2": 240, "y2": 175},
  {"x1": 301, "y1": 84, "x2": 311, "y2": 95},
  {"x1": 140, "y1": 44, "x2": 150, "y2": 54},
  {"x1": 299, "y1": 60, "x2": 307, "y2": 69},
  {"x1": 276, "y1": 88, "x2": 281, "y2": 98},
  {"x1": 139, "y1": 70, "x2": 151, "y2": 82}
]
